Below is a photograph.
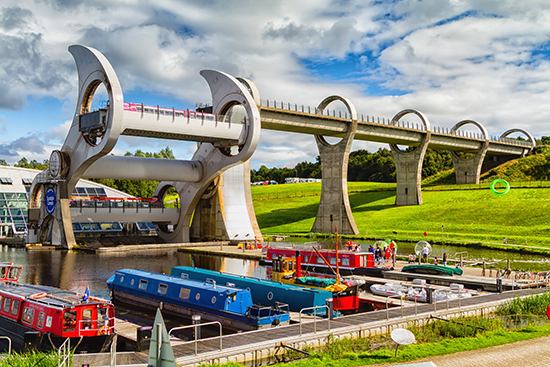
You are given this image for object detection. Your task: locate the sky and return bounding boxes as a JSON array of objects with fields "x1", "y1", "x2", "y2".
[{"x1": 1, "y1": 0, "x2": 550, "y2": 169}]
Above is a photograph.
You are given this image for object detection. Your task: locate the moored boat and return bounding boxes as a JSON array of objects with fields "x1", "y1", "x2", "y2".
[
  {"x1": 106, "y1": 269, "x2": 290, "y2": 331},
  {"x1": 170, "y1": 266, "x2": 332, "y2": 314},
  {"x1": 264, "y1": 246, "x2": 391, "y2": 277},
  {"x1": 401, "y1": 264, "x2": 463, "y2": 276},
  {"x1": 0, "y1": 263, "x2": 116, "y2": 353},
  {"x1": 270, "y1": 254, "x2": 360, "y2": 312}
]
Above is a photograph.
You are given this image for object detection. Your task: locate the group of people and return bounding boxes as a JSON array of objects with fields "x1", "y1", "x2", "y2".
[
  {"x1": 367, "y1": 243, "x2": 394, "y2": 265},
  {"x1": 346, "y1": 240, "x2": 362, "y2": 252}
]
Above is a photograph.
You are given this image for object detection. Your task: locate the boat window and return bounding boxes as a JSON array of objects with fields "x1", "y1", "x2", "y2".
[
  {"x1": 329, "y1": 258, "x2": 336, "y2": 265},
  {"x1": 267, "y1": 292, "x2": 274, "y2": 301},
  {"x1": 158, "y1": 284, "x2": 168, "y2": 295},
  {"x1": 97, "y1": 308, "x2": 106, "y2": 328},
  {"x1": 360, "y1": 256, "x2": 365, "y2": 267},
  {"x1": 179, "y1": 287, "x2": 191, "y2": 300},
  {"x1": 138, "y1": 279, "x2": 148, "y2": 290},
  {"x1": 130, "y1": 279, "x2": 134, "y2": 286},
  {"x1": 211, "y1": 296, "x2": 216, "y2": 304},
  {"x1": 195, "y1": 292, "x2": 200, "y2": 301},
  {"x1": 22, "y1": 307, "x2": 35, "y2": 325},
  {"x1": 11, "y1": 299, "x2": 20, "y2": 315},
  {"x1": 316, "y1": 257, "x2": 324, "y2": 264},
  {"x1": 180, "y1": 273, "x2": 189, "y2": 279},
  {"x1": 3, "y1": 297, "x2": 11, "y2": 313},
  {"x1": 63, "y1": 310, "x2": 77, "y2": 332},
  {"x1": 8, "y1": 267, "x2": 19, "y2": 280},
  {"x1": 120, "y1": 276, "x2": 124, "y2": 283},
  {"x1": 36, "y1": 312, "x2": 45, "y2": 329},
  {"x1": 0, "y1": 267, "x2": 5, "y2": 278},
  {"x1": 304, "y1": 256, "x2": 308, "y2": 262},
  {"x1": 342, "y1": 258, "x2": 350, "y2": 266},
  {"x1": 82, "y1": 309, "x2": 92, "y2": 330}
]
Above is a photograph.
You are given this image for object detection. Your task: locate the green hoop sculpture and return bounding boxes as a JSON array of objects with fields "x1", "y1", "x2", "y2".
[{"x1": 490, "y1": 179, "x2": 510, "y2": 195}]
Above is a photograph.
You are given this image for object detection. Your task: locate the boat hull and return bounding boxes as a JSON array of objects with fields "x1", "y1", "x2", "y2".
[
  {"x1": 0, "y1": 315, "x2": 114, "y2": 353},
  {"x1": 111, "y1": 289, "x2": 284, "y2": 332}
]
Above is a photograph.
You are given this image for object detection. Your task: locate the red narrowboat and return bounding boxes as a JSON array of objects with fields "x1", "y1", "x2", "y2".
[
  {"x1": 265, "y1": 246, "x2": 391, "y2": 277},
  {"x1": 270, "y1": 253, "x2": 360, "y2": 313},
  {"x1": 0, "y1": 263, "x2": 116, "y2": 353}
]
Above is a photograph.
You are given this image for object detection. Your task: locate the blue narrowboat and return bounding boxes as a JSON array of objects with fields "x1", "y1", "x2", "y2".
[
  {"x1": 170, "y1": 266, "x2": 332, "y2": 314},
  {"x1": 106, "y1": 269, "x2": 290, "y2": 331}
]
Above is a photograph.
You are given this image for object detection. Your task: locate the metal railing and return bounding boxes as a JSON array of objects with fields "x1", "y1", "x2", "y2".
[
  {"x1": 298, "y1": 305, "x2": 330, "y2": 336},
  {"x1": 260, "y1": 98, "x2": 533, "y2": 147},
  {"x1": 168, "y1": 321, "x2": 222, "y2": 356},
  {"x1": 385, "y1": 295, "x2": 405, "y2": 320},
  {"x1": 110, "y1": 334, "x2": 117, "y2": 367},
  {"x1": 0, "y1": 336, "x2": 11, "y2": 354},
  {"x1": 57, "y1": 338, "x2": 70, "y2": 367}
]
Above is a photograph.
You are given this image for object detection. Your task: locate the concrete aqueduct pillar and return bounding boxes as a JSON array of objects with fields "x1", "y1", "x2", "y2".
[
  {"x1": 390, "y1": 109, "x2": 431, "y2": 206},
  {"x1": 311, "y1": 96, "x2": 359, "y2": 235},
  {"x1": 450, "y1": 120, "x2": 489, "y2": 184}
]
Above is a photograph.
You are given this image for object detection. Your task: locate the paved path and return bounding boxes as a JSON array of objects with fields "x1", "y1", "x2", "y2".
[{"x1": 383, "y1": 335, "x2": 550, "y2": 367}]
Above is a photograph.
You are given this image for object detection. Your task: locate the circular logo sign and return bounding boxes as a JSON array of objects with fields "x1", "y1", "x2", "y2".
[{"x1": 45, "y1": 188, "x2": 56, "y2": 215}]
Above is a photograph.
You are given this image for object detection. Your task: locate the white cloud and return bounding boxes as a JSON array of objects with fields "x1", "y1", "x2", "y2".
[{"x1": 0, "y1": 0, "x2": 549, "y2": 168}]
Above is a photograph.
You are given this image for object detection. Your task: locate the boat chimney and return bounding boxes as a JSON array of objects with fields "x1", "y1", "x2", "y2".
[{"x1": 295, "y1": 250, "x2": 302, "y2": 277}]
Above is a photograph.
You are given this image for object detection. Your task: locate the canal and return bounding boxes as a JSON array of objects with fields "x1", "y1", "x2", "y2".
[{"x1": 1, "y1": 238, "x2": 549, "y2": 298}]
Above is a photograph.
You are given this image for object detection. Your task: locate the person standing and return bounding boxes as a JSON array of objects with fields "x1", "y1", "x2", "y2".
[
  {"x1": 422, "y1": 244, "x2": 429, "y2": 263},
  {"x1": 443, "y1": 252, "x2": 447, "y2": 267}
]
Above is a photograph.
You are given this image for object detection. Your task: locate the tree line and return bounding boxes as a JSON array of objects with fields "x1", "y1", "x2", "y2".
[
  {"x1": 251, "y1": 148, "x2": 454, "y2": 183},
  {"x1": 7, "y1": 135, "x2": 550, "y2": 196}
]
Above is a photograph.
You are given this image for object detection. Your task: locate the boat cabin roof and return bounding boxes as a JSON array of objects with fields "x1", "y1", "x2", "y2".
[
  {"x1": 0, "y1": 282, "x2": 108, "y2": 309},
  {"x1": 268, "y1": 247, "x2": 370, "y2": 255},
  {"x1": 114, "y1": 269, "x2": 245, "y2": 295}
]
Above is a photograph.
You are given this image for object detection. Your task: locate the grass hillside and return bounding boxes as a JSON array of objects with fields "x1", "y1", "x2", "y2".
[{"x1": 252, "y1": 181, "x2": 550, "y2": 249}]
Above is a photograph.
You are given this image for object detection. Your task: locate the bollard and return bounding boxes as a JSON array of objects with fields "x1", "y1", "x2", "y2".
[
  {"x1": 326, "y1": 298, "x2": 334, "y2": 320},
  {"x1": 136, "y1": 326, "x2": 152, "y2": 352},
  {"x1": 426, "y1": 287, "x2": 434, "y2": 304},
  {"x1": 192, "y1": 314, "x2": 201, "y2": 339},
  {"x1": 497, "y1": 277, "x2": 503, "y2": 293}
]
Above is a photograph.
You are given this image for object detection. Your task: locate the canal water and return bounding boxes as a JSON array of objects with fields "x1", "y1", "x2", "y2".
[{"x1": 1, "y1": 237, "x2": 549, "y2": 298}]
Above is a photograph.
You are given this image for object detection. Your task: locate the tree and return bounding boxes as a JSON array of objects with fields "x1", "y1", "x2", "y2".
[
  {"x1": 14, "y1": 158, "x2": 49, "y2": 170},
  {"x1": 90, "y1": 147, "x2": 176, "y2": 197},
  {"x1": 0, "y1": 159, "x2": 8, "y2": 166}
]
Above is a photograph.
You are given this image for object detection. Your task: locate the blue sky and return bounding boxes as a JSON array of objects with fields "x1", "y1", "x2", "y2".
[{"x1": 1, "y1": 0, "x2": 550, "y2": 169}]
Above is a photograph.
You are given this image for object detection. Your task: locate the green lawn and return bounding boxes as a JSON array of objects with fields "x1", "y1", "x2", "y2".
[{"x1": 252, "y1": 182, "x2": 550, "y2": 248}]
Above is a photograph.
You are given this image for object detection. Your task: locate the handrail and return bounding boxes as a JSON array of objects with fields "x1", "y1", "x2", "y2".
[
  {"x1": 0, "y1": 336, "x2": 11, "y2": 354},
  {"x1": 259, "y1": 99, "x2": 533, "y2": 147},
  {"x1": 385, "y1": 294, "x2": 405, "y2": 320},
  {"x1": 299, "y1": 305, "x2": 330, "y2": 336},
  {"x1": 168, "y1": 321, "x2": 222, "y2": 356},
  {"x1": 57, "y1": 337, "x2": 70, "y2": 367}
]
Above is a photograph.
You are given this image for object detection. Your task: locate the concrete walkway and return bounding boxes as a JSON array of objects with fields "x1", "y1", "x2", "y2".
[{"x1": 384, "y1": 335, "x2": 550, "y2": 367}]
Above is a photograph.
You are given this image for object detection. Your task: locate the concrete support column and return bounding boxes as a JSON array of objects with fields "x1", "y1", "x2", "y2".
[
  {"x1": 450, "y1": 120, "x2": 489, "y2": 185},
  {"x1": 311, "y1": 96, "x2": 358, "y2": 235},
  {"x1": 390, "y1": 109, "x2": 431, "y2": 206}
]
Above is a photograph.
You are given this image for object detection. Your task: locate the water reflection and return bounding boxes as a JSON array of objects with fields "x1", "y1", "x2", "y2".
[
  {"x1": 2, "y1": 237, "x2": 549, "y2": 299},
  {"x1": 0, "y1": 246, "x2": 266, "y2": 299}
]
